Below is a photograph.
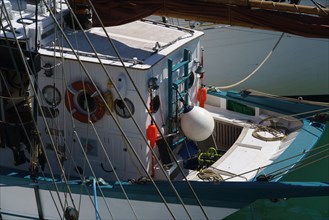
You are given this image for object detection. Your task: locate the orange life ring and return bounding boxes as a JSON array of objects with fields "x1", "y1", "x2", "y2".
[{"x1": 65, "y1": 81, "x2": 105, "y2": 123}]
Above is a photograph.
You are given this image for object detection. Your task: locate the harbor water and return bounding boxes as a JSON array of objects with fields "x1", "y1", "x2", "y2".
[{"x1": 226, "y1": 123, "x2": 329, "y2": 219}]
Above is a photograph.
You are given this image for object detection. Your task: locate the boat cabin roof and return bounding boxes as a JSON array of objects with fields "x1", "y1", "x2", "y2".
[
  {"x1": 1, "y1": 0, "x2": 202, "y2": 70},
  {"x1": 44, "y1": 20, "x2": 200, "y2": 69}
]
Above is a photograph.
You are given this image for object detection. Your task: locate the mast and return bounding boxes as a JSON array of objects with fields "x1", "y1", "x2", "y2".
[
  {"x1": 201, "y1": 0, "x2": 329, "y2": 17},
  {"x1": 90, "y1": 0, "x2": 329, "y2": 38}
]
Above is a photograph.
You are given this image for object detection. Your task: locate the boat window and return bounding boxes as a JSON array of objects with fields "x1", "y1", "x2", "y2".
[
  {"x1": 152, "y1": 95, "x2": 160, "y2": 113},
  {"x1": 42, "y1": 85, "x2": 62, "y2": 107},
  {"x1": 227, "y1": 100, "x2": 255, "y2": 116},
  {"x1": 114, "y1": 98, "x2": 135, "y2": 118}
]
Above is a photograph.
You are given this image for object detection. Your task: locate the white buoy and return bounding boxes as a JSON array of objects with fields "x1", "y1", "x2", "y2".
[{"x1": 180, "y1": 106, "x2": 215, "y2": 141}]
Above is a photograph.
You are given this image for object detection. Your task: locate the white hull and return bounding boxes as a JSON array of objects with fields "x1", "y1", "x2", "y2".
[
  {"x1": 201, "y1": 27, "x2": 329, "y2": 97},
  {"x1": 0, "y1": 183, "x2": 237, "y2": 220},
  {"x1": 154, "y1": 13, "x2": 329, "y2": 98}
]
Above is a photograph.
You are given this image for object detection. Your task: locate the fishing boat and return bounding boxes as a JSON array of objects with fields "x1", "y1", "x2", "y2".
[{"x1": 0, "y1": 0, "x2": 329, "y2": 219}]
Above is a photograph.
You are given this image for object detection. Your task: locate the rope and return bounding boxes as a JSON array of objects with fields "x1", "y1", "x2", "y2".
[
  {"x1": 214, "y1": 32, "x2": 285, "y2": 90},
  {"x1": 2, "y1": 2, "x2": 103, "y2": 218},
  {"x1": 251, "y1": 117, "x2": 288, "y2": 141},
  {"x1": 2, "y1": 2, "x2": 86, "y2": 215},
  {"x1": 0, "y1": 5, "x2": 70, "y2": 217},
  {"x1": 197, "y1": 168, "x2": 224, "y2": 182},
  {"x1": 90, "y1": 122, "x2": 137, "y2": 219},
  {"x1": 252, "y1": 125, "x2": 287, "y2": 141},
  {"x1": 242, "y1": 89, "x2": 329, "y2": 108},
  {"x1": 266, "y1": 145, "x2": 329, "y2": 180},
  {"x1": 55, "y1": 3, "x2": 119, "y2": 218},
  {"x1": 310, "y1": 0, "x2": 328, "y2": 16}
]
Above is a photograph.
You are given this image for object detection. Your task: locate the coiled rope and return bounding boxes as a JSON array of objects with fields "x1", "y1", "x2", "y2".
[{"x1": 251, "y1": 117, "x2": 288, "y2": 141}]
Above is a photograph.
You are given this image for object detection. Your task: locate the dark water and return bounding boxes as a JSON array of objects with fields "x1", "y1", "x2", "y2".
[{"x1": 226, "y1": 125, "x2": 329, "y2": 220}]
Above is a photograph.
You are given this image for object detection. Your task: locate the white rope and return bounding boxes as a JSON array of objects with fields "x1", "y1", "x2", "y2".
[{"x1": 215, "y1": 32, "x2": 285, "y2": 90}]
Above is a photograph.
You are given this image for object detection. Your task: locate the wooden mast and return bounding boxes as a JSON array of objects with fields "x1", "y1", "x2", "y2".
[{"x1": 201, "y1": 0, "x2": 329, "y2": 17}]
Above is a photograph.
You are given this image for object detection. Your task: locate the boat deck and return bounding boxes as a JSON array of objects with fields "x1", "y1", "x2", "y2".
[{"x1": 186, "y1": 103, "x2": 303, "y2": 182}]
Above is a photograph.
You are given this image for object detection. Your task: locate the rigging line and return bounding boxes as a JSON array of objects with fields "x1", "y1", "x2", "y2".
[
  {"x1": 89, "y1": 113, "x2": 178, "y2": 217},
  {"x1": 53, "y1": 73, "x2": 72, "y2": 219},
  {"x1": 52, "y1": 129, "x2": 112, "y2": 220},
  {"x1": 0, "y1": 74, "x2": 33, "y2": 131},
  {"x1": 244, "y1": 89, "x2": 329, "y2": 107},
  {"x1": 45, "y1": 1, "x2": 202, "y2": 218},
  {"x1": 8, "y1": 1, "x2": 38, "y2": 92},
  {"x1": 90, "y1": 122, "x2": 137, "y2": 220},
  {"x1": 210, "y1": 89, "x2": 329, "y2": 121},
  {"x1": 38, "y1": 170, "x2": 65, "y2": 220},
  {"x1": 44, "y1": 2, "x2": 192, "y2": 219},
  {"x1": 116, "y1": 113, "x2": 144, "y2": 177},
  {"x1": 12, "y1": 0, "x2": 66, "y2": 160},
  {"x1": 73, "y1": 130, "x2": 125, "y2": 220},
  {"x1": 267, "y1": 152, "x2": 329, "y2": 181},
  {"x1": 310, "y1": 0, "x2": 329, "y2": 15},
  {"x1": 214, "y1": 32, "x2": 285, "y2": 89},
  {"x1": 32, "y1": 40, "x2": 76, "y2": 216},
  {"x1": 76, "y1": 78, "x2": 95, "y2": 205},
  {"x1": 61, "y1": 0, "x2": 158, "y2": 155},
  {"x1": 82, "y1": 0, "x2": 177, "y2": 159},
  {"x1": 0, "y1": 95, "x2": 33, "y2": 100},
  {"x1": 221, "y1": 142, "x2": 329, "y2": 181},
  {"x1": 266, "y1": 146, "x2": 329, "y2": 178},
  {"x1": 72, "y1": 126, "x2": 106, "y2": 218},
  {"x1": 43, "y1": 52, "x2": 95, "y2": 217},
  {"x1": 270, "y1": 154, "x2": 329, "y2": 180},
  {"x1": 0, "y1": 4, "x2": 70, "y2": 213},
  {"x1": 82, "y1": 0, "x2": 206, "y2": 187},
  {"x1": 64, "y1": 130, "x2": 115, "y2": 220},
  {"x1": 262, "y1": 142, "x2": 329, "y2": 179},
  {"x1": 39, "y1": 120, "x2": 105, "y2": 219},
  {"x1": 0, "y1": 7, "x2": 29, "y2": 100},
  {"x1": 2, "y1": 18, "x2": 78, "y2": 218},
  {"x1": 62, "y1": 4, "x2": 104, "y2": 209},
  {"x1": 0, "y1": 3, "x2": 38, "y2": 164},
  {"x1": 21, "y1": 35, "x2": 81, "y2": 220},
  {"x1": 59, "y1": 53, "x2": 87, "y2": 215},
  {"x1": 276, "y1": 107, "x2": 329, "y2": 121},
  {"x1": 54, "y1": 10, "x2": 100, "y2": 212},
  {"x1": 86, "y1": 2, "x2": 209, "y2": 217},
  {"x1": 24, "y1": 63, "x2": 79, "y2": 215},
  {"x1": 89, "y1": 12, "x2": 205, "y2": 220},
  {"x1": 34, "y1": 3, "x2": 81, "y2": 212}
]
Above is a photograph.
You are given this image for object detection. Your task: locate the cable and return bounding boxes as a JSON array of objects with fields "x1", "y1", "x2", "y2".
[{"x1": 214, "y1": 32, "x2": 285, "y2": 90}]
